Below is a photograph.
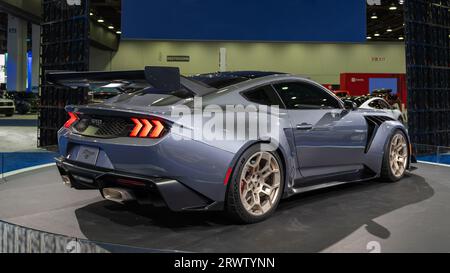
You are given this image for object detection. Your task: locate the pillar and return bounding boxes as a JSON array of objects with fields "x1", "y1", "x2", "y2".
[
  {"x1": 32, "y1": 23, "x2": 41, "y2": 92},
  {"x1": 6, "y1": 14, "x2": 27, "y2": 92}
]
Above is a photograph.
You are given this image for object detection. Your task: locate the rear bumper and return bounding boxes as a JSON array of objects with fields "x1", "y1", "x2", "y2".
[{"x1": 56, "y1": 157, "x2": 224, "y2": 211}]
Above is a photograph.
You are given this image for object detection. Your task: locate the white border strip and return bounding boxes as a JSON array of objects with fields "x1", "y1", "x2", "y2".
[
  {"x1": 2, "y1": 163, "x2": 56, "y2": 178},
  {"x1": 418, "y1": 161, "x2": 450, "y2": 168}
]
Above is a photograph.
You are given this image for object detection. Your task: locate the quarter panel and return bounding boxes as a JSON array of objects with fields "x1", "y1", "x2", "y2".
[
  {"x1": 58, "y1": 131, "x2": 235, "y2": 202},
  {"x1": 363, "y1": 121, "x2": 408, "y2": 174}
]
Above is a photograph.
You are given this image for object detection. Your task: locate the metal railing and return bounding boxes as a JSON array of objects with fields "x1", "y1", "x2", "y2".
[{"x1": 0, "y1": 220, "x2": 166, "y2": 253}]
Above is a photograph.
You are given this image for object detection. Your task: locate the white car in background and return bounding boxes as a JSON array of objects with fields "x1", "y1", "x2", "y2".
[
  {"x1": 0, "y1": 95, "x2": 15, "y2": 117},
  {"x1": 359, "y1": 97, "x2": 405, "y2": 124}
]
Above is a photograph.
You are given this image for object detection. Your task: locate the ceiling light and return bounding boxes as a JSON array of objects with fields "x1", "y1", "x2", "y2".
[
  {"x1": 387, "y1": 28, "x2": 393, "y2": 32},
  {"x1": 389, "y1": 5, "x2": 398, "y2": 10},
  {"x1": 97, "y1": 19, "x2": 104, "y2": 23},
  {"x1": 108, "y1": 26, "x2": 114, "y2": 29},
  {"x1": 116, "y1": 31, "x2": 122, "y2": 35},
  {"x1": 398, "y1": 36, "x2": 404, "y2": 40},
  {"x1": 90, "y1": 12, "x2": 94, "y2": 16},
  {"x1": 374, "y1": 33, "x2": 380, "y2": 37},
  {"x1": 371, "y1": 13, "x2": 378, "y2": 19},
  {"x1": 367, "y1": 36, "x2": 372, "y2": 40}
]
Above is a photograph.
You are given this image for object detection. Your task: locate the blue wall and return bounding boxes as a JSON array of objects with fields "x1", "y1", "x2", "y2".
[{"x1": 122, "y1": 0, "x2": 366, "y2": 42}]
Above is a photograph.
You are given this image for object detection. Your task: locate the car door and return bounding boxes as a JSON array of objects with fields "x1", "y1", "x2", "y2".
[{"x1": 273, "y1": 81, "x2": 368, "y2": 180}]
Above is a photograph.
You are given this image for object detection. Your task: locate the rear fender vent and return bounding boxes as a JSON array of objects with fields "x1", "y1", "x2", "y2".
[
  {"x1": 365, "y1": 115, "x2": 395, "y2": 126},
  {"x1": 364, "y1": 115, "x2": 395, "y2": 153}
]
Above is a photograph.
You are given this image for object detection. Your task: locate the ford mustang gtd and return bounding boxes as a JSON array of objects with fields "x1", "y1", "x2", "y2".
[{"x1": 50, "y1": 67, "x2": 414, "y2": 224}]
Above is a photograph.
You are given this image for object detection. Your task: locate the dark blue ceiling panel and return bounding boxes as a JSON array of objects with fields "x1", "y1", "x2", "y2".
[{"x1": 122, "y1": 0, "x2": 366, "y2": 42}]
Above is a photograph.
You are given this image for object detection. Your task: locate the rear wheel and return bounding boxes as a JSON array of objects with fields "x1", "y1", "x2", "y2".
[
  {"x1": 381, "y1": 130, "x2": 409, "y2": 182},
  {"x1": 226, "y1": 145, "x2": 284, "y2": 224}
]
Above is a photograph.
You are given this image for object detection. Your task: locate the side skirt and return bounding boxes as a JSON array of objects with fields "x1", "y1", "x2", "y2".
[
  {"x1": 290, "y1": 177, "x2": 376, "y2": 195},
  {"x1": 286, "y1": 167, "x2": 378, "y2": 197}
]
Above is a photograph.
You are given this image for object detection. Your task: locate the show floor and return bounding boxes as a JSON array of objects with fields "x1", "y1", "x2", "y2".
[
  {"x1": 0, "y1": 115, "x2": 38, "y2": 152},
  {"x1": 0, "y1": 163, "x2": 448, "y2": 253}
]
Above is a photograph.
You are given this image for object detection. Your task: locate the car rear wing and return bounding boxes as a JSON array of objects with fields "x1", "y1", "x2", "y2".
[{"x1": 45, "y1": 66, "x2": 217, "y2": 97}]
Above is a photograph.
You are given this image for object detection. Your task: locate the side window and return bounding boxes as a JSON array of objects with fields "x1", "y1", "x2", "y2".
[
  {"x1": 369, "y1": 100, "x2": 381, "y2": 109},
  {"x1": 242, "y1": 85, "x2": 282, "y2": 106},
  {"x1": 379, "y1": 100, "x2": 391, "y2": 110},
  {"x1": 273, "y1": 82, "x2": 341, "y2": 110}
]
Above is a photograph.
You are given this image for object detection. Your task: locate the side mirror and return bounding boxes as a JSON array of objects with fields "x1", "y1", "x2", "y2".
[{"x1": 343, "y1": 100, "x2": 357, "y2": 111}]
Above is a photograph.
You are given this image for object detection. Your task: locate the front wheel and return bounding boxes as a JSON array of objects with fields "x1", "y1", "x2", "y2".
[
  {"x1": 381, "y1": 130, "x2": 409, "y2": 182},
  {"x1": 226, "y1": 145, "x2": 284, "y2": 224}
]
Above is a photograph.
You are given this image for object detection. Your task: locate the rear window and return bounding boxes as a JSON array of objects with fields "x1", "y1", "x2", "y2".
[{"x1": 242, "y1": 85, "x2": 283, "y2": 106}]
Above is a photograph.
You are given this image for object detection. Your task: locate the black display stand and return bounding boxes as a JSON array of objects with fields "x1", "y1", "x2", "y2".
[
  {"x1": 405, "y1": 0, "x2": 450, "y2": 147},
  {"x1": 39, "y1": 0, "x2": 90, "y2": 148}
]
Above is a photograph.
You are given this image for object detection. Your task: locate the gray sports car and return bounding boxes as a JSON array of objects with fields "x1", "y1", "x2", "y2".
[{"x1": 50, "y1": 67, "x2": 414, "y2": 224}]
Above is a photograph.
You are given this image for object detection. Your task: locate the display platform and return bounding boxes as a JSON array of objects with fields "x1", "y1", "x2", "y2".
[{"x1": 0, "y1": 163, "x2": 449, "y2": 253}]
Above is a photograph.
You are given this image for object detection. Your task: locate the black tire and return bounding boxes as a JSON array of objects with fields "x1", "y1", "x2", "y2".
[
  {"x1": 16, "y1": 103, "x2": 31, "y2": 115},
  {"x1": 225, "y1": 144, "x2": 284, "y2": 224},
  {"x1": 380, "y1": 130, "x2": 409, "y2": 183}
]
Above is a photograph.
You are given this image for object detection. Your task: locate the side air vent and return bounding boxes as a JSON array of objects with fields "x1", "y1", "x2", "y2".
[
  {"x1": 365, "y1": 115, "x2": 395, "y2": 126},
  {"x1": 364, "y1": 115, "x2": 395, "y2": 153}
]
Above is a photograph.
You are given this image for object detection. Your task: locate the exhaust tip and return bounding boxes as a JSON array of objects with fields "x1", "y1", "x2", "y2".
[
  {"x1": 102, "y1": 188, "x2": 135, "y2": 204},
  {"x1": 61, "y1": 175, "x2": 72, "y2": 187}
]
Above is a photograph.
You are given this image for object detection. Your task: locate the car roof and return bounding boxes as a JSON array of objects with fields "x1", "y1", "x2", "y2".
[
  {"x1": 193, "y1": 71, "x2": 284, "y2": 79},
  {"x1": 190, "y1": 71, "x2": 286, "y2": 89}
]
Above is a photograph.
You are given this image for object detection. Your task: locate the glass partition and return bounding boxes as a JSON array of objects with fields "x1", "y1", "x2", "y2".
[
  {"x1": 414, "y1": 144, "x2": 450, "y2": 165},
  {"x1": 0, "y1": 150, "x2": 58, "y2": 180}
]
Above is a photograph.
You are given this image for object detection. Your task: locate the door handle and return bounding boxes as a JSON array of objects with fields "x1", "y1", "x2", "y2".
[{"x1": 296, "y1": 123, "x2": 313, "y2": 130}]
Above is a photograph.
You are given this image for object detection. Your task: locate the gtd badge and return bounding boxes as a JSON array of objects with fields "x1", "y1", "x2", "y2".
[
  {"x1": 67, "y1": 0, "x2": 81, "y2": 6},
  {"x1": 90, "y1": 119, "x2": 103, "y2": 127}
]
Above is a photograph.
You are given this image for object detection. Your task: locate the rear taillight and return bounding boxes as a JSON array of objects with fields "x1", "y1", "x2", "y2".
[
  {"x1": 64, "y1": 112, "x2": 79, "y2": 128},
  {"x1": 129, "y1": 118, "x2": 166, "y2": 138}
]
